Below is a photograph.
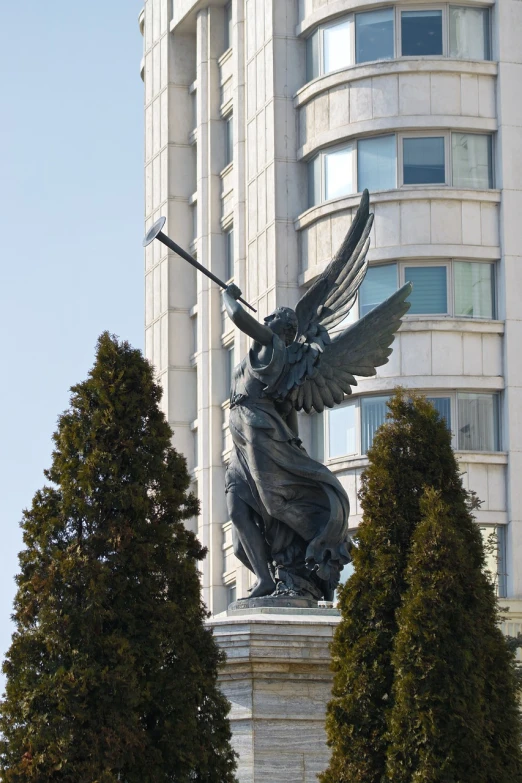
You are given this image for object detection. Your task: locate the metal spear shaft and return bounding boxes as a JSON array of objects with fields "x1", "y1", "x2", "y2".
[{"x1": 143, "y1": 216, "x2": 256, "y2": 313}]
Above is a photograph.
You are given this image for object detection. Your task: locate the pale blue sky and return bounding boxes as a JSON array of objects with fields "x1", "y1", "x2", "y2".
[{"x1": 0, "y1": 1, "x2": 145, "y2": 690}]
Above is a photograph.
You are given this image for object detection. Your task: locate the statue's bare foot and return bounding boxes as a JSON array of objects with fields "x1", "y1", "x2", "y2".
[{"x1": 248, "y1": 577, "x2": 276, "y2": 598}]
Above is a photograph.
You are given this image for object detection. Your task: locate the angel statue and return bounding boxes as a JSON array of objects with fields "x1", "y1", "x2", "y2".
[{"x1": 222, "y1": 190, "x2": 411, "y2": 602}]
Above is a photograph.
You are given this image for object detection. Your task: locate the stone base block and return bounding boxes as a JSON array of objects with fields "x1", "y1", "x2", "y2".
[{"x1": 208, "y1": 607, "x2": 341, "y2": 783}]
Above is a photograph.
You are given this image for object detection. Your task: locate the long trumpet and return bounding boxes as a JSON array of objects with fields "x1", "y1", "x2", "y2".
[{"x1": 143, "y1": 217, "x2": 256, "y2": 312}]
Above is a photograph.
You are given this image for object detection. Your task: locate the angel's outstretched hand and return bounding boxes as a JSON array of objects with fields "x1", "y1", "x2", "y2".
[{"x1": 225, "y1": 283, "x2": 242, "y2": 300}]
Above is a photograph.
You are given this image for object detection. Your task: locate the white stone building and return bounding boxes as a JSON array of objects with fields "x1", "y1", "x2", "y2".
[{"x1": 140, "y1": 0, "x2": 522, "y2": 618}]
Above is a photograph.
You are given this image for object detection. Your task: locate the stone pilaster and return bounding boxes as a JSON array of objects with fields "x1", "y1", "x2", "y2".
[{"x1": 209, "y1": 608, "x2": 340, "y2": 783}]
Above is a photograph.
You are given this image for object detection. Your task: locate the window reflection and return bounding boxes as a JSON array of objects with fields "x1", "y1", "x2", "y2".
[
  {"x1": 356, "y1": 8, "x2": 394, "y2": 64},
  {"x1": 401, "y1": 10, "x2": 443, "y2": 56},
  {"x1": 403, "y1": 137, "x2": 445, "y2": 185}
]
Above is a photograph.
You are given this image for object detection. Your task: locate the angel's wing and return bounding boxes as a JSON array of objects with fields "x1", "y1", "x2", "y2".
[
  {"x1": 296, "y1": 188, "x2": 374, "y2": 338},
  {"x1": 285, "y1": 284, "x2": 412, "y2": 414}
]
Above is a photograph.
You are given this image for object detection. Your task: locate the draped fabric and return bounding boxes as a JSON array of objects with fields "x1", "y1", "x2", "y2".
[{"x1": 225, "y1": 335, "x2": 351, "y2": 593}]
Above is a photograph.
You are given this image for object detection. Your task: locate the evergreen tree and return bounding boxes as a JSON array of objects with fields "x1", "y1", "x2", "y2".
[
  {"x1": 321, "y1": 392, "x2": 465, "y2": 783},
  {"x1": 0, "y1": 333, "x2": 237, "y2": 783},
  {"x1": 386, "y1": 487, "x2": 522, "y2": 782}
]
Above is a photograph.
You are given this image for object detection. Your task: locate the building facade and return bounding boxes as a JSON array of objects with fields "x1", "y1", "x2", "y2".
[{"x1": 141, "y1": 0, "x2": 522, "y2": 617}]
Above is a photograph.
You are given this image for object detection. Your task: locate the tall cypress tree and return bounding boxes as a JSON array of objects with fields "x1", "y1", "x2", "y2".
[
  {"x1": 321, "y1": 392, "x2": 464, "y2": 783},
  {"x1": 320, "y1": 391, "x2": 522, "y2": 783},
  {"x1": 0, "y1": 333, "x2": 237, "y2": 783},
  {"x1": 387, "y1": 487, "x2": 522, "y2": 782}
]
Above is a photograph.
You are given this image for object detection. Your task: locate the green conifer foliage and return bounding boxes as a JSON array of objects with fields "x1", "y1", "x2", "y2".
[
  {"x1": 386, "y1": 487, "x2": 522, "y2": 782},
  {"x1": 321, "y1": 392, "x2": 464, "y2": 783},
  {"x1": 0, "y1": 333, "x2": 237, "y2": 783}
]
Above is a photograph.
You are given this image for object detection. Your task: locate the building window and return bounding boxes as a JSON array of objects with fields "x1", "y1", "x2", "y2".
[
  {"x1": 401, "y1": 9, "x2": 443, "y2": 57},
  {"x1": 361, "y1": 395, "x2": 391, "y2": 454},
  {"x1": 452, "y1": 133, "x2": 493, "y2": 189},
  {"x1": 403, "y1": 136, "x2": 446, "y2": 185},
  {"x1": 224, "y1": 2, "x2": 233, "y2": 51},
  {"x1": 227, "y1": 583, "x2": 237, "y2": 605},
  {"x1": 356, "y1": 8, "x2": 395, "y2": 64},
  {"x1": 325, "y1": 144, "x2": 354, "y2": 201},
  {"x1": 404, "y1": 265, "x2": 448, "y2": 315},
  {"x1": 326, "y1": 392, "x2": 499, "y2": 460},
  {"x1": 454, "y1": 261, "x2": 495, "y2": 319},
  {"x1": 323, "y1": 18, "x2": 353, "y2": 74},
  {"x1": 309, "y1": 132, "x2": 493, "y2": 206},
  {"x1": 225, "y1": 115, "x2": 233, "y2": 166},
  {"x1": 457, "y1": 393, "x2": 499, "y2": 452},
  {"x1": 225, "y1": 344, "x2": 235, "y2": 398},
  {"x1": 357, "y1": 134, "x2": 397, "y2": 192},
  {"x1": 427, "y1": 396, "x2": 452, "y2": 429},
  {"x1": 449, "y1": 5, "x2": 490, "y2": 61},
  {"x1": 329, "y1": 400, "x2": 357, "y2": 458},
  {"x1": 305, "y1": 5, "x2": 490, "y2": 82},
  {"x1": 480, "y1": 525, "x2": 507, "y2": 598},
  {"x1": 359, "y1": 263, "x2": 398, "y2": 317},
  {"x1": 335, "y1": 260, "x2": 495, "y2": 324},
  {"x1": 225, "y1": 227, "x2": 234, "y2": 281}
]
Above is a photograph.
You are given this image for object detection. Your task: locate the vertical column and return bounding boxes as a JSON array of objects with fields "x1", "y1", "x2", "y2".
[
  {"x1": 196, "y1": 8, "x2": 230, "y2": 614},
  {"x1": 244, "y1": 0, "x2": 306, "y2": 320},
  {"x1": 232, "y1": 0, "x2": 251, "y2": 601},
  {"x1": 496, "y1": 0, "x2": 522, "y2": 596},
  {"x1": 144, "y1": 1, "x2": 197, "y2": 496}
]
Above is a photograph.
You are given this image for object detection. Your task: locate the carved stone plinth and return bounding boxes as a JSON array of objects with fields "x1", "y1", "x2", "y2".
[{"x1": 208, "y1": 607, "x2": 340, "y2": 783}]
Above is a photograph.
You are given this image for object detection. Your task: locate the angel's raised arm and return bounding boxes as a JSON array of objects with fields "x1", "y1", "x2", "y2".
[{"x1": 223, "y1": 284, "x2": 273, "y2": 346}]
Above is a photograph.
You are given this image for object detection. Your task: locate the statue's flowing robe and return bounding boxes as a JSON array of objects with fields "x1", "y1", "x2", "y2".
[{"x1": 225, "y1": 335, "x2": 351, "y2": 591}]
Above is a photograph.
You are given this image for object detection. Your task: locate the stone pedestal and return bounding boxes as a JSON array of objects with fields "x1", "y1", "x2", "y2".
[{"x1": 209, "y1": 607, "x2": 341, "y2": 783}]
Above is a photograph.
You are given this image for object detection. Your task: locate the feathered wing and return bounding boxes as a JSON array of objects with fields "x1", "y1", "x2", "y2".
[
  {"x1": 295, "y1": 189, "x2": 374, "y2": 337},
  {"x1": 270, "y1": 190, "x2": 374, "y2": 403},
  {"x1": 286, "y1": 284, "x2": 412, "y2": 414}
]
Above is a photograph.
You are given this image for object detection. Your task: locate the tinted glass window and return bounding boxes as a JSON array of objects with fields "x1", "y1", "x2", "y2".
[
  {"x1": 359, "y1": 264, "x2": 398, "y2": 317},
  {"x1": 329, "y1": 402, "x2": 357, "y2": 458},
  {"x1": 355, "y1": 8, "x2": 394, "y2": 64},
  {"x1": 306, "y1": 30, "x2": 320, "y2": 81},
  {"x1": 323, "y1": 19, "x2": 352, "y2": 74},
  {"x1": 361, "y1": 396, "x2": 390, "y2": 453},
  {"x1": 457, "y1": 393, "x2": 499, "y2": 451},
  {"x1": 427, "y1": 397, "x2": 452, "y2": 429},
  {"x1": 452, "y1": 133, "x2": 492, "y2": 189},
  {"x1": 449, "y1": 6, "x2": 490, "y2": 60},
  {"x1": 401, "y1": 10, "x2": 443, "y2": 56},
  {"x1": 308, "y1": 156, "x2": 321, "y2": 208},
  {"x1": 454, "y1": 261, "x2": 494, "y2": 319},
  {"x1": 403, "y1": 137, "x2": 445, "y2": 185},
  {"x1": 225, "y1": 229, "x2": 234, "y2": 281},
  {"x1": 225, "y1": 116, "x2": 233, "y2": 166},
  {"x1": 358, "y1": 135, "x2": 397, "y2": 192},
  {"x1": 405, "y1": 266, "x2": 448, "y2": 314},
  {"x1": 325, "y1": 146, "x2": 354, "y2": 200}
]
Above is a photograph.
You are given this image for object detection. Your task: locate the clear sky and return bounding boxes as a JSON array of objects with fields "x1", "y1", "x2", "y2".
[{"x1": 0, "y1": 0, "x2": 145, "y2": 691}]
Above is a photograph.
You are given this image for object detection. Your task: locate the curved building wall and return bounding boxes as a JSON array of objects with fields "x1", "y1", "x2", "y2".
[{"x1": 143, "y1": 0, "x2": 522, "y2": 611}]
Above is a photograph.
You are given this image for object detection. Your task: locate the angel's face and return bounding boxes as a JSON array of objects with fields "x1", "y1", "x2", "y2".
[{"x1": 264, "y1": 308, "x2": 297, "y2": 346}]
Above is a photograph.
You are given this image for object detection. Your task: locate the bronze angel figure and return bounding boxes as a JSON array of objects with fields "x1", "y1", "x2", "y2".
[{"x1": 223, "y1": 190, "x2": 411, "y2": 602}]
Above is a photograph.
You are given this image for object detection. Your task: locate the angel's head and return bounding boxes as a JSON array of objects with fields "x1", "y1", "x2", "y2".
[{"x1": 264, "y1": 307, "x2": 298, "y2": 346}]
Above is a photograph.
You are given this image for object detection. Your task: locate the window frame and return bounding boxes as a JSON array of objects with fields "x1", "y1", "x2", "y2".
[
  {"x1": 224, "y1": 2, "x2": 233, "y2": 52},
  {"x1": 355, "y1": 6, "x2": 396, "y2": 65},
  {"x1": 225, "y1": 226, "x2": 234, "y2": 282},
  {"x1": 309, "y1": 131, "x2": 493, "y2": 206},
  {"x1": 451, "y1": 130, "x2": 494, "y2": 190},
  {"x1": 304, "y1": 4, "x2": 491, "y2": 83},
  {"x1": 324, "y1": 389, "x2": 501, "y2": 461},
  {"x1": 400, "y1": 260, "x2": 452, "y2": 316},
  {"x1": 326, "y1": 398, "x2": 359, "y2": 460},
  {"x1": 399, "y1": 131, "x2": 449, "y2": 188},
  {"x1": 224, "y1": 113, "x2": 234, "y2": 167},
  {"x1": 398, "y1": 5, "x2": 447, "y2": 59}
]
